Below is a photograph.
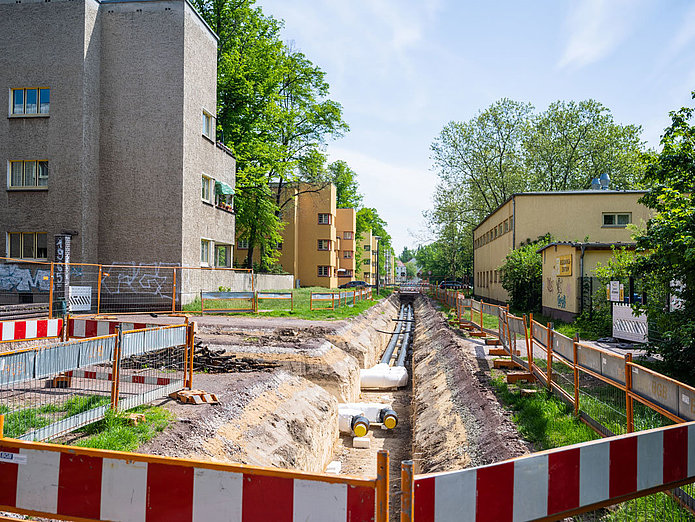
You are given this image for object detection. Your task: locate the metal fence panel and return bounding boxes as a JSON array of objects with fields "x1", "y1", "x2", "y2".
[
  {"x1": 552, "y1": 331, "x2": 574, "y2": 361},
  {"x1": 678, "y1": 385, "x2": 695, "y2": 421},
  {"x1": 577, "y1": 344, "x2": 601, "y2": 373},
  {"x1": 482, "y1": 303, "x2": 497, "y2": 316},
  {"x1": 508, "y1": 316, "x2": 525, "y2": 336},
  {"x1": 471, "y1": 299, "x2": 481, "y2": 312},
  {"x1": 34, "y1": 343, "x2": 81, "y2": 379},
  {"x1": 600, "y1": 351, "x2": 625, "y2": 385},
  {"x1": 121, "y1": 326, "x2": 187, "y2": 357},
  {"x1": 0, "y1": 349, "x2": 35, "y2": 386},
  {"x1": 532, "y1": 322, "x2": 547, "y2": 347},
  {"x1": 78, "y1": 336, "x2": 116, "y2": 367},
  {"x1": 630, "y1": 366, "x2": 679, "y2": 415}
]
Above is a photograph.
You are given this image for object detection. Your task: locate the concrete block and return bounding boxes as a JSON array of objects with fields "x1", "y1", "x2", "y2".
[
  {"x1": 353, "y1": 436, "x2": 370, "y2": 449},
  {"x1": 325, "y1": 461, "x2": 342, "y2": 474}
]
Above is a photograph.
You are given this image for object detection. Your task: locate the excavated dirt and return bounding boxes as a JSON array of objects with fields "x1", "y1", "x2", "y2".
[
  {"x1": 139, "y1": 370, "x2": 337, "y2": 472},
  {"x1": 412, "y1": 295, "x2": 529, "y2": 474}
]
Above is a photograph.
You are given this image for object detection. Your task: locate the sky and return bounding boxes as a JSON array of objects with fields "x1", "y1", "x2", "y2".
[{"x1": 256, "y1": 0, "x2": 695, "y2": 255}]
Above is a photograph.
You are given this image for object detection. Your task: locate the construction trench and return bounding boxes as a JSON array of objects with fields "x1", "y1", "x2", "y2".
[{"x1": 118, "y1": 291, "x2": 527, "y2": 520}]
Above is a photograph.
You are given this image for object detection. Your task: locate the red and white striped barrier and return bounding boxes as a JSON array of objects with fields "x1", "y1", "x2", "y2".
[
  {"x1": 66, "y1": 369, "x2": 175, "y2": 386},
  {"x1": 0, "y1": 319, "x2": 62, "y2": 343},
  {"x1": 68, "y1": 318, "x2": 155, "y2": 339},
  {"x1": 0, "y1": 440, "x2": 379, "y2": 522},
  {"x1": 414, "y1": 422, "x2": 695, "y2": 521}
]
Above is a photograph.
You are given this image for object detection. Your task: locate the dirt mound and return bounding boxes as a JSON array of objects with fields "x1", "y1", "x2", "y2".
[
  {"x1": 140, "y1": 370, "x2": 337, "y2": 472},
  {"x1": 412, "y1": 296, "x2": 529, "y2": 474}
]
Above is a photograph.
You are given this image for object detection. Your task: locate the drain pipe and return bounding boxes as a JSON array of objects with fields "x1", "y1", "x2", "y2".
[{"x1": 380, "y1": 305, "x2": 406, "y2": 364}]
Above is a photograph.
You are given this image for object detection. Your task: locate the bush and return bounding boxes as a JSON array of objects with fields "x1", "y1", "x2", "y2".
[{"x1": 499, "y1": 234, "x2": 552, "y2": 312}]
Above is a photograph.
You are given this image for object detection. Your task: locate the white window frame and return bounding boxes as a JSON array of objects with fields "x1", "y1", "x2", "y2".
[
  {"x1": 343, "y1": 231, "x2": 353, "y2": 240},
  {"x1": 237, "y1": 238, "x2": 249, "y2": 250},
  {"x1": 7, "y1": 232, "x2": 48, "y2": 260},
  {"x1": 201, "y1": 174, "x2": 213, "y2": 203},
  {"x1": 318, "y1": 265, "x2": 330, "y2": 277},
  {"x1": 202, "y1": 110, "x2": 214, "y2": 140},
  {"x1": 201, "y1": 238, "x2": 211, "y2": 266},
  {"x1": 318, "y1": 213, "x2": 331, "y2": 225},
  {"x1": 317, "y1": 239, "x2": 330, "y2": 251},
  {"x1": 602, "y1": 212, "x2": 632, "y2": 227},
  {"x1": 215, "y1": 243, "x2": 232, "y2": 268},
  {"x1": 344, "y1": 250, "x2": 353, "y2": 259}
]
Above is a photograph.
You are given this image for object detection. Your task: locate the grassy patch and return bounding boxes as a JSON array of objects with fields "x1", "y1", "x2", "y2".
[
  {"x1": 74, "y1": 405, "x2": 173, "y2": 452},
  {"x1": 1, "y1": 395, "x2": 111, "y2": 438},
  {"x1": 489, "y1": 374, "x2": 598, "y2": 450},
  {"x1": 183, "y1": 286, "x2": 387, "y2": 320}
]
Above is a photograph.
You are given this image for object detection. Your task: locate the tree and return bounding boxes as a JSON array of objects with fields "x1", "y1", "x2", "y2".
[
  {"x1": 524, "y1": 100, "x2": 645, "y2": 191},
  {"x1": 633, "y1": 93, "x2": 695, "y2": 380},
  {"x1": 399, "y1": 247, "x2": 415, "y2": 263},
  {"x1": 405, "y1": 262, "x2": 417, "y2": 279},
  {"x1": 327, "y1": 160, "x2": 363, "y2": 208},
  {"x1": 499, "y1": 235, "x2": 552, "y2": 312}
]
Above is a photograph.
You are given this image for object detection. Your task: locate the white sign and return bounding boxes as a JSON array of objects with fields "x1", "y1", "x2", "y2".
[
  {"x1": 612, "y1": 303, "x2": 648, "y2": 343},
  {"x1": 670, "y1": 279, "x2": 685, "y2": 312},
  {"x1": 609, "y1": 281, "x2": 621, "y2": 302},
  {"x1": 68, "y1": 286, "x2": 92, "y2": 312},
  {"x1": 0, "y1": 452, "x2": 27, "y2": 465}
]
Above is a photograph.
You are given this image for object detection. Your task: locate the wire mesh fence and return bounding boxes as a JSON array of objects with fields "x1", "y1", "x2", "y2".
[{"x1": 0, "y1": 324, "x2": 190, "y2": 441}]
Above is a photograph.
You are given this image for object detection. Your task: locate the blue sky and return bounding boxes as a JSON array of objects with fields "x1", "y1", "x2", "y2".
[{"x1": 256, "y1": 0, "x2": 695, "y2": 255}]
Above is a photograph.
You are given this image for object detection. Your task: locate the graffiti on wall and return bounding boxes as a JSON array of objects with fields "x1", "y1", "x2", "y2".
[
  {"x1": 101, "y1": 262, "x2": 179, "y2": 299},
  {"x1": 0, "y1": 265, "x2": 51, "y2": 292}
]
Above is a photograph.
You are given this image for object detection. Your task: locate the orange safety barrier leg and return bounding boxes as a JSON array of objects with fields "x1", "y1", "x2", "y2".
[
  {"x1": 401, "y1": 460, "x2": 414, "y2": 522},
  {"x1": 376, "y1": 450, "x2": 389, "y2": 522}
]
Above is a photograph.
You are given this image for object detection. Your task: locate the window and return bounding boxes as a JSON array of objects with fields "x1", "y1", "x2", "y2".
[
  {"x1": 201, "y1": 175, "x2": 213, "y2": 203},
  {"x1": 317, "y1": 239, "x2": 330, "y2": 251},
  {"x1": 8, "y1": 232, "x2": 47, "y2": 259},
  {"x1": 215, "y1": 244, "x2": 231, "y2": 267},
  {"x1": 200, "y1": 239, "x2": 211, "y2": 265},
  {"x1": 344, "y1": 251, "x2": 353, "y2": 259},
  {"x1": 363, "y1": 259, "x2": 370, "y2": 266},
  {"x1": 318, "y1": 265, "x2": 330, "y2": 277},
  {"x1": 343, "y1": 231, "x2": 353, "y2": 240},
  {"x1": 504, "y1": 220, "x2": 509, "y2": 233},
  {"x1": 318, "y1": 213, "x2": 331, "y2": 225},
  {"x1": 364, "y1": 272, "x2": 370, "y2": 279},
  {"x1": 276, "y1": 242, "x2": 283, "y2": 251},
  {"x1": 237, "y1": 239, "x2": 249, "y2": 250},
  {"x1": 9, "y1": 160, "x2": 48, "y2": 188},
  {"x1": 364, "y1": 244, "x2": 370, "y2": 251},
  {"x1": 11, "y1": 88, "x2": 50, "y2": 115},
  {"x1": 202, "y1": 110, "x2": 214, "y2": 139},
  {"x1": 603, "y1": 213, "x2": 631, "y2": 227}
]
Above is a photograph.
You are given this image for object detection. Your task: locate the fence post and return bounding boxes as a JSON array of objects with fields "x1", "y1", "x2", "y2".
[
  {"x1": 400, "y1": 460, "x2": 414, "y2": 522},
  {"x1": 479, "y1": 299, "x2": 484, "y2": 333},
  {"x1": 526, "y1": 313, "x2": 534, "y2": 374},
  {"x1": 376, "y1": 450, "x2": 389, "y2": 522},
  {"x1": 97, "y1": 265, "x2": 103, "y2": 315},
  {"x1": 48, "y1": 262, "x2": 54, "y2": 318},
  {"x1": 0, "y1": 413, "x2": 4, "y2": 438},
  {"x1": 172, "y1": 268, "x2": 177, "y2": 313},
  {"x1": 111, "y1": 325, "x2": 122, "y2": 411},
  {"x1": 546, "y1": 322, "x2": 553, "y2": 391},
  {"x1": 573, "y1": 335, "x2": 580, "y2": 416},
  {"x1": 187, "y1": 322, "x2": 196, "y2": 389},
  {"x1": 331, "y1": 292, "x2": 335, "y2": 311},
  {"x1": 625, "y1": 353, "x2": 634, "y2": 433}
]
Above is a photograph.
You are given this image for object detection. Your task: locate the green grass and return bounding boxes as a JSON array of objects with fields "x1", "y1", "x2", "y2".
[
  {"x1": 183, "y1": 286, "x2": 390, "y2": 320},
  {"x1": 74, "y1": 405, "x2": 173, "y2": 451},
  {"x1": 1, "y1": 395, "x2": 111, "y2": 438},
  {"x1": 490, "y1": 375, "x2": 599, "y2": 450}
]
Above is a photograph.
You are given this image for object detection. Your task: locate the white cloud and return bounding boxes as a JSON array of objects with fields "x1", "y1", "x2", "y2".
[{"x1": 558, "y1": 0, "x2": 644, "y2": 70}]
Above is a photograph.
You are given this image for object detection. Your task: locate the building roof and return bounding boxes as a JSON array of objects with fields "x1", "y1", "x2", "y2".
[
  {"x1": 536, "y1": 241, "x2": 637, "y2": 254},
  {"x1": 473, "y1": 189, "x2": 648, "y2": 233}
]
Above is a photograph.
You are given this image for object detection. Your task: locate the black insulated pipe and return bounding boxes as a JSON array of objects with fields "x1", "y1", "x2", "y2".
[
  {"x1": 396, "y1": 304, "x2": 413, "y2": 367},
  {"x1": 380, "y1": 304, "x2": 406, "y2": 364}
]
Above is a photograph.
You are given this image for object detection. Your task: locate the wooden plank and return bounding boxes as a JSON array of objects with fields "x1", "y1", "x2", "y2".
[{"x1": 493, "y1": 359, "x2": 524, "y2": 370}]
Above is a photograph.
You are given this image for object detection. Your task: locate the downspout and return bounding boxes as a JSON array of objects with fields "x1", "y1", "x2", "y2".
[
  {"x1": 579, "y1": 244, "x2": 586, "y2": 314},
  {"x1": 512, "y1": 195, "x2": 516, "y2": 249}
]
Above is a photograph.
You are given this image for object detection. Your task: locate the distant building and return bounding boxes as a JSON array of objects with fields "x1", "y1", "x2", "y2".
[
  {"x1": 473, "y1": 190, "x2": 650, "y2": 305},
  {"x1": 395, "y1": 259, "x2": 407, "y2": 283},
  {"x1": 0, "y1": 0, "x2": 236, "y2": 270},
  {"x1": 234, "y1": 183, "x2": 358, "y2": 288},
  {"x1": 359, "y1": 230, "x2": 380, "y2": 284}
]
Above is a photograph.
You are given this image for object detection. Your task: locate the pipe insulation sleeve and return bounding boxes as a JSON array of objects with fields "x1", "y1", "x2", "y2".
[
  {"x1": 340, "y1": 402, "x2": 394, "y2": 423},
  {"x1": 351, "y1": 415, "x2": 370, "y2": 437},
  {"x1": 359, "y1": 363, "x2": 408, "y2": 388},
  {"x1": 380, "y1": 305, "x2": 406, "y2": 364},
  {"x1": 395, "y1": 305, "x2": 413, "y2": 367}
]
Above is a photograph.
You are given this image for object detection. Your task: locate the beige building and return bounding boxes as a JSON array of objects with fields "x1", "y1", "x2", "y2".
[
  {"x1": 473, "y1": 190, "x2": 650, "y2": 305},
  {"x1": 234, "y1": 183, "x2": 357, "y2": 288},
  {"x1": 336, "y1": 208, "x2": 357, "y2": 283},
  {"x1": 358, "y1": 231, "x2": 380, "y2": 284},
  {"x1": 538, "y1": 241, "x2": 636, "y2": 321}
]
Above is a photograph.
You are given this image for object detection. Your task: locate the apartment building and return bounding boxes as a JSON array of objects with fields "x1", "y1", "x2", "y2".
[
  {"x1": 359, "y1": 230, "x2": 380, "y2": 284},
  {"x1": 234, "y1": 183, "x2": 357, "y2": 288},
  {"x1": 336, "y1": 208, "x2": 356, "y2": 283},
  {"x1": 0, "y1": 0, "x2": 236, "y2": 272},
  {"x1": 472, "y1": 190, "x2": 650, "y2": 305}
]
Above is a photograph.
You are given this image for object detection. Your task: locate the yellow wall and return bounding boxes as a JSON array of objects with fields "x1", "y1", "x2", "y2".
[
  {"x1": 473, "y1": 191, "x2": 649, "y2": 304},
  {"x1": 336, "y1": 208, "x2": 356, "y2": 281},
  {"x1": 359, "y1": 230, "x2": 375, "y2": 283}
]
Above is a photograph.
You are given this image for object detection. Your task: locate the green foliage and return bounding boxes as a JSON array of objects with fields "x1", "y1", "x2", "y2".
[
  {"x1": 327, "y1": 160, "x2": 363, "y2": 209},
  {"x1": 405, "y1": 261, "x2": 417, "y2": 279},
  {"x1": 75, "y1": 406, "x2": 173, "y2": 452},
  {"x1": 399, "y1": 247, "x2": 416, "y2": 263},
  {"x1": 632, "y1": 92, "x2": 695, "y2": 381},
  {"x1": 499, "y1": 235, "x2": 552, "y2": 312}
]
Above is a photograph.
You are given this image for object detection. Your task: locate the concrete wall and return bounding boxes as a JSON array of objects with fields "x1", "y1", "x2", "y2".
[{"x1": 179, "y1": 269, "x2": 294, "y2": 304}]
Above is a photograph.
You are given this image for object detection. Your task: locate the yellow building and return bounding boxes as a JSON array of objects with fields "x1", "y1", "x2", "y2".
[
  {"x1": 336, "y1": 208, "x2": 357, "y2": 283},
  {"x1": 358, "y1": 229, "x2": 379, "y2": 284},
  {"x1": 235, "y1": 183, "x2": 356, "y2": 288},
  {"x1": 473, "y1": 190, "x2": 650, "y2": 305},
  {"x1": 538, "y1": 241, "x2": 636, "y2": 321}
]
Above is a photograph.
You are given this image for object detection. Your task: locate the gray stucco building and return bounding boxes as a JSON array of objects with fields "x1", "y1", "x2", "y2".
[{"x1": 0, "y1": 0, "x2": 236, "y2": 271}]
